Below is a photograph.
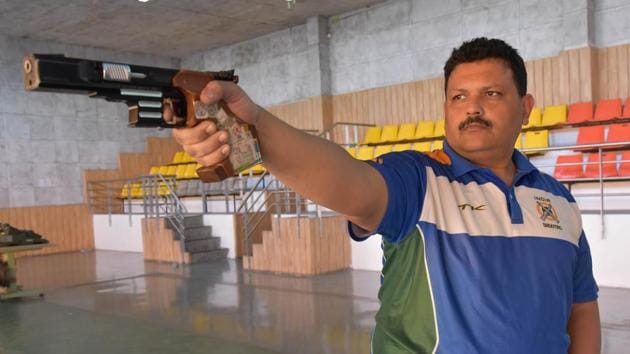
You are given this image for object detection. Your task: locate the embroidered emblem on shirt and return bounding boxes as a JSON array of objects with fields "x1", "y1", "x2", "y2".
[
  {"x1": 535, "y1": 196, "x2": 563, "y2": 230},
  {"x1": 458, "y1": 203, "x2": 486, "y2": 211}
]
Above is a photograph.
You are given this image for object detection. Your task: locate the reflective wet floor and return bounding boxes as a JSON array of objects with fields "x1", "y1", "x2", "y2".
[{"x1": 0, "y1": 251, "x2": 628, "y2": 353}]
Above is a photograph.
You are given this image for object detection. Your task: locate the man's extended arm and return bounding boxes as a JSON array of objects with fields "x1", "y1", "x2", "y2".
[
  {"x1": 172, "y1": 81, "x2": 388, "y2": 232},
  {"x1": 567, "y1": 300, "x2": 601, "y2": 354}
]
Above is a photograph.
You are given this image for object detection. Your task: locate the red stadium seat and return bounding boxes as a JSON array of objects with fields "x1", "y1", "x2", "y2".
[
  {"x1": 554, "y1": 155, "x2": 584, "y2": 179},
  {"x1": 594, "y1": 98, "x2": 622, "y2": 121},
  {"x1": 567, "y1": 102, "x2": 593, "y2": 124},
  {"x1": 622, "y1": 98, "x2": 630, "y2": 118},
  {"x1": 584, "y1": 153, "x2": 618, "y2": 178},
  {"x1": 576, "y1": 126, "x2": 605, "y2": 147},
  {"x1": 619, "y1": 151, "x2": 630, "y2": 176},
  {"x1": 606, "y1": 123, "x2": 630, "y2": 145}
]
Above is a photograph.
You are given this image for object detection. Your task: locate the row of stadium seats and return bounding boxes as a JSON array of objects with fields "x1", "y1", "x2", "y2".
[
  {"x1": 554, "y1": 151, "x2": 630, "y2": 179},
  {"x1": 346, "y1": 141, "x2": 444, "y2": 160},
  {"x1": 361, "y1": 97, "x2": 630, "y2": 146},
  {"x1": 576, "y1": 123, "x2": 630, "y2": 146},
  {"x1": 362, "y1": 120, "x2": 445, "y2": 145}
]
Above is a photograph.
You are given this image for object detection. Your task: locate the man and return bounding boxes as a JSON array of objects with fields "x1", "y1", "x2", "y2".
[{"x1": 170, "y1": 38, "x2": 600, "y2": 353}]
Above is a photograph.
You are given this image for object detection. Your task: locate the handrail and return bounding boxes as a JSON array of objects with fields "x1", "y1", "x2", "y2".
[{"x1": 87, "y1": 174, "x2": 188, "y2": 242}]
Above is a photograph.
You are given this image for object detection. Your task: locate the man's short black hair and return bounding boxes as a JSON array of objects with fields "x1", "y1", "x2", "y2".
[{"x1": 444, "y1": 37, "x2": 527, "y2": 96}]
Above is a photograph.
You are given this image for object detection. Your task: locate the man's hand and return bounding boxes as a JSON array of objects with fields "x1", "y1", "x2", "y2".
[{"x1": 165, "y1": 80, "x2": 262, "y2": 167}]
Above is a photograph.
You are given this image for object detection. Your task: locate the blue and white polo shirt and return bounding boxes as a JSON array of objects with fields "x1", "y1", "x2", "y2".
[{"x1": 350, "y1": 141, "x2": 599, "y2": 353}]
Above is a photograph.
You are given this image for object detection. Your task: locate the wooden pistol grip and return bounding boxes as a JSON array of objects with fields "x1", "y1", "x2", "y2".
[{"x1": 172, "y1": 71, "x2": 256, "y2": 183}]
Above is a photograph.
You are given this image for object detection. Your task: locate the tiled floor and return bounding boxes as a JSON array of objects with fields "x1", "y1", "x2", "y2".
[{"x1": 0, "y1": 251, "x2": 628, "y2": 353}]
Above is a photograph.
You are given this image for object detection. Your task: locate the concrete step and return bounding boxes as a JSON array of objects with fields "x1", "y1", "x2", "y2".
[
  {"x1": 189, "y1": 248, "x2": 229, "y2": 263},
  {"x1": 182, "y1": 215, "x2": 204, "y2": 228},
  {"x1": 184, "y1": 236, "x2": 221, "y2": 252},
  {"x1": 183, "y1": 226, "x2": 213, "y2": 241}
]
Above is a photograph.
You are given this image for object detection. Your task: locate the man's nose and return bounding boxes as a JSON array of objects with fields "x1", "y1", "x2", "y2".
[{"x1": 465, "y1": 96, "x2": 483, "y2": 116}]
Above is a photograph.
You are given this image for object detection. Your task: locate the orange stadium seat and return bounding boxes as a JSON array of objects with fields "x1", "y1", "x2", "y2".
[
  {"x1": 622, "y1": 98, "x2": 630, "y2": 118},
  {"x1": 554, "y1": 155, "x2": 584, "y2": 179},
  {"x1": 567, "y1": 102, "x2": 593, "y2": 124},
  {"x1": 380, "y1": 125, "x2": 399, "y2": 143},
  {"x1": 594, "y1": 98, "x2": 622, "y2": 121},
  {"x1": 362, "y1": 126, "x2": 382, "y2": 144},
  {"x1": 541, "y1": 105, "x2": 567, "y2": 127},
  {"x1": 576, "y1": 126, "x2": 605, "y2": 147},
  {"x1": 415, "y1": 121, "x2": 436, "y2": 139},
  {"x1": 523, "y1": 107, "x2": 542, "y2": 129},
  {"x1": 619, "y1": 151, "x2": 630, "y2": 176},
  {"x1": 606, "y1": 123, "x2": 630, "y2": 145},
  {"x1": 395, "y1": 123, "x2": 416, "y2": 141},
  {"x1": 345, "y1": 146, "x2": 357, "y2": 157},
  {"x1": 432, "y1": 140, "x2": 444, "y2": 150},
  {"x1": 584, "y1": 153, "x2": 618, "y2": 178}
]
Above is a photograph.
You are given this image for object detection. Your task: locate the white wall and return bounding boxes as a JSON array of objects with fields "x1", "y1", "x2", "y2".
[
  {"x1": 93, "y1": 215, "x2": 144, "y2": 253},
  {"x1": 203, "y1": 214, "x2": 236, "y2": 259}
]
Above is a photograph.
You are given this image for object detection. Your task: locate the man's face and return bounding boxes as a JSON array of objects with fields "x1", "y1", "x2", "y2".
[{"x1": 444, "y1": 58, "x2": 533, "y2": 158}]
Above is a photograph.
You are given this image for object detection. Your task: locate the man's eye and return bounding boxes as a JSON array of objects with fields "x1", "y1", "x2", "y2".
[
  {"x1": 486, "y1": 91, "x2": 502, "y2": 97},
  {"x1": 452, "y1": 94, "x2": 465, "y2": 101}
]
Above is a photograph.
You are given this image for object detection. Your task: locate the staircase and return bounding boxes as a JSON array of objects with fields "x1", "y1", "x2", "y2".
[{"x1": 142, "y1": 215, "x2": 228, "y2": 264}]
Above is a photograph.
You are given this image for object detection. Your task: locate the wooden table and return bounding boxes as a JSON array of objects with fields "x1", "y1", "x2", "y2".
[{"x1": 0, "y1": 243, "x2": 52, "y2": 301}]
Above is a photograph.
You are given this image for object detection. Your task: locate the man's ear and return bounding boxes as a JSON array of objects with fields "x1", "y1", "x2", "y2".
[{"x1": 521, "y1": 94, "x2": 535, "y2": 126}]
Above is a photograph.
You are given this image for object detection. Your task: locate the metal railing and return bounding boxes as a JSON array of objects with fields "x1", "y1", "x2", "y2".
[
  {"x1": 87, "y1": 174, "x2": 188, "y2": 241},
  {"x1": 235, "y1": 122, "x2": 372, "y2": 265}
]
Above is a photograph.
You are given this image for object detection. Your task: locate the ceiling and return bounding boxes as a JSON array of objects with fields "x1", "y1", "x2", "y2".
[{"x1": 0, "y1": 0, "x2": 384, "y2": 58}]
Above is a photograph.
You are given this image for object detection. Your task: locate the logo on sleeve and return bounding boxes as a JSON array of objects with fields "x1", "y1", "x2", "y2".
[
  {"x1": 535, "y1": 196, "x2": 563, "y2": 230},
  {"x1": 458, "y1": 203, "x2": 486, "y2": 211}
]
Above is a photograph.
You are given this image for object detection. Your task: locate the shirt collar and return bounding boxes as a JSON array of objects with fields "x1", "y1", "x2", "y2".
[{"x1": 443, "y1": 139, "x2": 538, "y2": 178}]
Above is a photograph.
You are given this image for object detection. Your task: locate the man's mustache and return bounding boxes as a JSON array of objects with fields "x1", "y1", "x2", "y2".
[{"x1": 459, "y1": 115, "x2": 492, "y2": 130}]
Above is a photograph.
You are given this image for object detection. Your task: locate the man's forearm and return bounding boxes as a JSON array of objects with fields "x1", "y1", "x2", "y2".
[
  {"x1": 568, "y1": 300, "x2": 601, "y2": 354},
  {"x1": 254, "y1": 108, "x2": 387, "y2": 230}
]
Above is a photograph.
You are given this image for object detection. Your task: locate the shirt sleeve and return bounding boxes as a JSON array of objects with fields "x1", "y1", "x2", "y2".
[
  {"x1": 347, "y1": 151, "x2": 428, "y2": 244},
  {"x1": 573, "y1": 231, "x2": 599, "y2": 303}
]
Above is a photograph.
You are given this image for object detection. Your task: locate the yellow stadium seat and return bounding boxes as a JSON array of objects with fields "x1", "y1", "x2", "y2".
[
  {"x1": 392, "y1": 143, "x2": 411, "y2": 152},
  {"x1": 149, "y1": 166, "x2": 160, "y2": 175},
  {"x1": 184, "y1": 163, "x2": 198, "y2": 179},
  {"x1": 413, "y1": 142, "x2": 432, "y2": 152},
  {"x1": 514, "y1": 133, "x2": 522, "y2": 149},
  {"x1": 523, "y1": 130, "x2": 549, "y2": 150},
  {"x1": 158, "y1": 166, "x2": 169, "y2": 175},
  {"x1": 120, "y1": 184, "x2": 130, "y2": 198},
  {"x1": 345, "y1": 146, "x2": 357, "y2": 157},
  {"x1": 523, "y1": 107, "x2": 542, "y2": 129},
  {"x1": 356, "y1": 146, "x2": 375, "y2": 160},
  {"x1": 166, "y1": 165, "x2": 177, "y2": 176},
  {"x1": 395, "y1": 123, "x2": 416, "y2": 142},
  {"x1": 251, "y1": 164, "x2": 265, "y2": 174},
  {"x1": 175, "y1": 164, "x2": 187, "y2": 180},
  {"x1": 433, "y1": 119, "x2": 446, "y2": 137},
  {"x1": 131, "y1": 183, "x2": 143, "y2": 198},
  {"x1": 380, "y1": 125, "x2": 398, "y2": 143},
  {"x1": 541, "y1": 105, "x2": 567, "y2": 127},
  {"x1": 181, "y1": 152, "x2": 194, "y2": 163},
  {"x1": 362, "y1": 127, "x2": 382, "y2": 144},
  {"x1": 415, "y1": 121, "x2": 436, "y2": 139},
  {"x1": 432, "y1": 140, "x2": 444, "y2": 150},
  {"x1": 374, "y1": 145, "x2": 393, "y2": 157},
  {"x1": 172, "y1": 151, "x2": 184, "y2": 164}
]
